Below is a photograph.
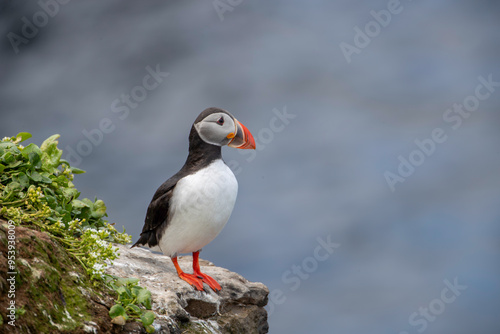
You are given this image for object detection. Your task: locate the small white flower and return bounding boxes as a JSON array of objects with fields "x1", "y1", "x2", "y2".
[
  {"x1": 97, "y1": 240, "x2": 108, "y2": 248},
  {"x1": 92, "y1": 263, "x2": 105, "y2": 274}
]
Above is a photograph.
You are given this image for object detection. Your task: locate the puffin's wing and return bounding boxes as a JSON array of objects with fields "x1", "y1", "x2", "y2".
[{"x1": 131, "y1": 176, "x2": 179, "y2": 248}]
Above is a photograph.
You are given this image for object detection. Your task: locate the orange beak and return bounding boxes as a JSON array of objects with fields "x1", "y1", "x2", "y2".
[{"x1": 228, "y1": 119, "x2": 256, "y2": 149}]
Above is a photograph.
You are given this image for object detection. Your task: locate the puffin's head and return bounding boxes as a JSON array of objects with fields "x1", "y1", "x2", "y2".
[{"x1": 194, "y1": 108, "x2": 256, "y2": 149}]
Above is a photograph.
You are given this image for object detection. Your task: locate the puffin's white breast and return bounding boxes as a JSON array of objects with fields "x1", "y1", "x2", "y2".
[{"x1": 158, "y1": 159, "x2": 238, "y2": 257}]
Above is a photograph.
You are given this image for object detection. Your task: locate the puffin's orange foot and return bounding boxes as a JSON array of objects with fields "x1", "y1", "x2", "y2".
[
  {"x1": 196, "y1": 272, "x2": 221, "y2": 292},
  {"x1": 178, "y1": 272, "x2": 204, "y2": 291}
]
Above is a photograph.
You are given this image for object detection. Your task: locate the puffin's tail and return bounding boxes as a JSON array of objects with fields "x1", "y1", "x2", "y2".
[{"x1": 131, "y1": 230, "x2": 157, "y2": 248}]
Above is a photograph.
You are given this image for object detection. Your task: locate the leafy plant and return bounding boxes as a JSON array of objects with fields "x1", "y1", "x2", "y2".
[
  {"x1": 15, "y1": 306, "x2": 26, "y2": 319},
  {"x1": 0, "y1": 132, "x2": 130, "y2": 279},
  {"x1": 0, "y1": 133, "x2": 155, "y2": 331},
  {"x1": 107, "y1": 276, "x2": 155, "y2": 333}
]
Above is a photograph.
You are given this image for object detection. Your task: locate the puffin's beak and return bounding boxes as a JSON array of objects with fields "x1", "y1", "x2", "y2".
[{"x1": 228, "y1": 119, "x2": 256, "y2": 149}]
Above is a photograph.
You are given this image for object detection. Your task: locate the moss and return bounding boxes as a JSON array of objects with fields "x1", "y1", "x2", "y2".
[
  {"x1": 0, "y1": 233, "x2": 7, "y2": 247},
  {"x1": 23, "y1": 241, "x2": 92, "y2": 331},
  {"x1": 0, "y1": 223, "x2": 115, "y2": 333}
]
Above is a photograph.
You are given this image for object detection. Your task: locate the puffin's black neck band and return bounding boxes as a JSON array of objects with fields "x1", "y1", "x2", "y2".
[{"x1": 182, "y1": 126, "x2": 222, "y2": 172}]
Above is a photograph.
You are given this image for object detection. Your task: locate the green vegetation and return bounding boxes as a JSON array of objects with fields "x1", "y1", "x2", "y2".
[
  {"x1": 0, "y1": 132, "x2": 129, "y2": 279},
  {"x1": 0, "y1": 133, "x2": 155, "y2": 331},
  {"x1": 107, "y1": 276, "x2": 155, "y2": 333}
]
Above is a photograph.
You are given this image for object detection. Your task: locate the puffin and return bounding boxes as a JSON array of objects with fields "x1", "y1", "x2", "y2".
[{"x1": 132, "y1": 107, "x2": 256, "y2": 292}]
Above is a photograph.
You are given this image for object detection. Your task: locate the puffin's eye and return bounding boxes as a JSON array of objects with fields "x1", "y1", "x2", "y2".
[{"x1": 216, "y1": 116, "x2": 224, "y2": 125}]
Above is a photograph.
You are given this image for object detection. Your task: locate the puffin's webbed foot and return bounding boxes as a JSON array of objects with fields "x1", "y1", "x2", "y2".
[
  {"x1": 171, "y1": 253, "x2": 222, "y2": 292},
  {"x1": 195, "y1": 271, "x2": 221, "y2": 292},
  {"x1": 172, "y1": 256, "x2": 204, "y2": 291},
  {"x1": 192, "y1": 250, "x2": 222, "y2": 292},
  {"x1": 178, "y1": 272, "x2": 205, "y2": 291}
]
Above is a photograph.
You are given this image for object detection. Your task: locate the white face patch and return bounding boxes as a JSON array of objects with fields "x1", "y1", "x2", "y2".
[{"x1": 195, "y1": 112, "x2": 236, "y2": 146}]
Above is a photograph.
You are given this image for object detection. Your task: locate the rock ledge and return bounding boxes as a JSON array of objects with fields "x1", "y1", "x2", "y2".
[{"x1": 105, "y1": 244, "x2": 269, "y2": 334}]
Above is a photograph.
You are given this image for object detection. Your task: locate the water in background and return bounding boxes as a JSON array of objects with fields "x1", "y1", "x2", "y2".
[{"x1": 1, "y1": 1, "x2": 499, "y2": 333}]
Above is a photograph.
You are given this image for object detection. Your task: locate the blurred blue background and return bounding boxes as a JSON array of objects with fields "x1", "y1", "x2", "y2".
[{"x1": 1, "y1": 1, "x2": 499, "y2": 333}]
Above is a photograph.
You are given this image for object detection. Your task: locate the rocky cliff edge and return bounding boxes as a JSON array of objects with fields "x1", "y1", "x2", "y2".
[{"x1": 106, "y1": 244, "x2": 269, "y2": 334}]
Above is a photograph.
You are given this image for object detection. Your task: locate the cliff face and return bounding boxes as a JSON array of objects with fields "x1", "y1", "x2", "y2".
[
  {"x1": 0, "y1": 221, "x2": 117, "y2": 334},
  {"x1": 0, "y1": 220, "x2": 269, "y2": 334},
  {"x1": 106, "y1": 244, "x2": 269, "y2": 334}
]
